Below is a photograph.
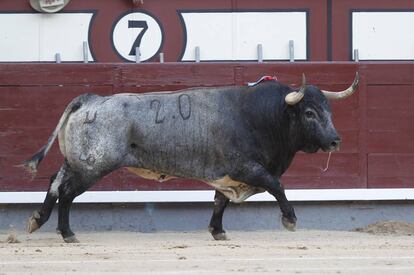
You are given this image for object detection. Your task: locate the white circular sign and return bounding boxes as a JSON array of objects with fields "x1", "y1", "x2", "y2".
[{"x1": 112, "y1": 12, "x2": 163, "y2": 62}]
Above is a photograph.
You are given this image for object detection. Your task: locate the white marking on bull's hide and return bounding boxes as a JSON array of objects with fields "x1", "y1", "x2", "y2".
[
  {"x1": 206, "y1": 176, "x2": 264, "y2": 203},
  {"x1": 127, "y1": 167, "x2": 175, "y2": 182},
  {"x1": 50, "y1": 168, "x2": 65, "y2": 197}
]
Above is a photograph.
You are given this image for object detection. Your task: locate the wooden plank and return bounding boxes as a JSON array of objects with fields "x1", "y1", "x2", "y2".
[
  {"x1": 367, "y1": 85, "x2": 414, "y2": 110},
  {"x1": 121, "y1": 63, "x2": 235, "y2": 87},
  {"x1": 0, "y1": 86, "x2": 113, "y2": 138},
  {"x1": 367, "y1": 131, "x2": 414, "y2": 154},
  {"x1": 282, "y1": 176, "x2": 362, "y2": 189},
  {"x1": 331, "y1": 108, "x2": 360, "y2": 131},
  {"x1": 368, "y1": 109, "x2": 414, "y2": 132},
  {"x1": 0, "y1": 128, "x2": 60, "y2": 157},
  {"x1": 0, "y1": 64, "x2": 118, "y2": 86},
  {"x1": 114, "y1": 85, "x2": 195, "y2": 93},
  {"x1": 241, "y1": 63, "x2": 359, "y2": 85},
  {"x1": 356, "y1": 74, "x2": 368, "y2": 187},
  {"x1": 366, "y1": 85, "x2": 414, "y2": 154},
  {"x1": 0, "y1": 63, "x2": 361, "y2": 88},
  {"x1": 0, "y1": 86, "x2": 114, "y2": 110},
  {"x1": 285, "y1": 152, "x2": 360, "y2": 177},
  {"x1": 360, "y1": 63, "x2": 414, "y2": 85},
  {"x1": 368, "y1": 154, "x2": 414, "y2": 188},
  {"x1": 281, "y1": 152, "x2": 363, "y2": 188},
  {"x1": 1, "y1": 147, "x2": 63, "y2": 174},
  {"x1": 1, "y1": 109, "x2": 69, "y2": 130}
]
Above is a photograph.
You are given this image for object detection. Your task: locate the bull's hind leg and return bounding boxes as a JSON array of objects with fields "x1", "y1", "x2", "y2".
[
  {"x1": 56, "y1": 173, "x2": 94, "y2": 243},
  {"x1": 28, "y1": 160, "x2": 97, "y2": 243},
  {"x1": 27, "y1": 171, "x2": 61, "y2": 233},
  {"x1": 208, "y1": 190, "x2": 230, "y2": 240},
  {"x1": 57, "y1": 194, "x2": 78, "y2": 243}
]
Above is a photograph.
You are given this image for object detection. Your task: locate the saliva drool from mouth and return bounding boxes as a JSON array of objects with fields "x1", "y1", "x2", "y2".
[{"x1": 322, "y1": 151, "x2": 332, "y2": 172}]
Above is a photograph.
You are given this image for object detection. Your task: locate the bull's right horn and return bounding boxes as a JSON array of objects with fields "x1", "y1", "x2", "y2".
[
  {"x1": 321, "y1": 72, "x2": 360, "y2": 100},
  {"x1": 285, "y1": 73, "x2": 306, "y2": 105}
]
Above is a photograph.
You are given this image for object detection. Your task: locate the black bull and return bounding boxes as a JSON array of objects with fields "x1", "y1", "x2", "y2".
[{"x1": 22, "y1": 73, "x2": 359, "y2": 242}]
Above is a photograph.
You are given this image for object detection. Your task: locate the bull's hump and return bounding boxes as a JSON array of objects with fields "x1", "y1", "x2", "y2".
[{"x1": 115, "y1": 91, "x2": 177, "y2": 97}]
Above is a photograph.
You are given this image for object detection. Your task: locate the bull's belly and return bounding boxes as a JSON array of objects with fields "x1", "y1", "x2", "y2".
[
  {"x1": 127, "y1": 167, "x2": 175, "y2": 182},
  {"x1": 207, "y1": 175, "x2": 265, "y2": 203},
  {"x1": 127, "y1": 167, "x2": 264, "y2": 203}
]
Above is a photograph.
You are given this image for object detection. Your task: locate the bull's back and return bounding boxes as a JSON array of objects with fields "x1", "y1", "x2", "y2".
[
  {"x1": 127, "y1": 89, "x2": 232, "y2": 179},
  {"x1": 61, "y1": 88, "x2": 240, "y2": 180}
]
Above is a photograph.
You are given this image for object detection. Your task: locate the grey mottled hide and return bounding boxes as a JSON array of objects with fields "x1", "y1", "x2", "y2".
[{"x1": 58, "y1": 89, "x2": 261, "y2": 202}]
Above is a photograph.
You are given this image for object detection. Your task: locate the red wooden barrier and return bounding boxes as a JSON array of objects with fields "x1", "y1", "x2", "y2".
[{"x1": 0, "y1": 62, "x2": 413, "y2": 192}]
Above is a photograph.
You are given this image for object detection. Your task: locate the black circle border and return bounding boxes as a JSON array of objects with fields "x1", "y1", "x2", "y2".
[{"x1": 110, "y1": 9, "x2": 165, "y2": 63}]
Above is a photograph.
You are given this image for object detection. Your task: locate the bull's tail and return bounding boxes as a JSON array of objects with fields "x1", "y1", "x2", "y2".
[{"x1": 20, "y1": 99, "x2": 82, "y2": 178}]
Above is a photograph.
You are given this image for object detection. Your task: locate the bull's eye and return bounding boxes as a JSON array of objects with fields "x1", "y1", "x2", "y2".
[{"x1": 305, "y1": 110, "x2": 315, "y2": 118}]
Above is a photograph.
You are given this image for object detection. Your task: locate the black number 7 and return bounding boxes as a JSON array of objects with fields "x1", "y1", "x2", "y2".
[{"x1": 128, "y1": 20, "x2": 148, "y2": 56}]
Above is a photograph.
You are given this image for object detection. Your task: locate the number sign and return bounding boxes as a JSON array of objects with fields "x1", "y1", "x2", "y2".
[{"x1": 112, "y1": 11, "x2": 163, "y2": 62}]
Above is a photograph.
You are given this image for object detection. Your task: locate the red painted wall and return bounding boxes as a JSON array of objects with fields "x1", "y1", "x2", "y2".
[{"x1": 1, "y1": 62, "x2": 413, "y2": 192}]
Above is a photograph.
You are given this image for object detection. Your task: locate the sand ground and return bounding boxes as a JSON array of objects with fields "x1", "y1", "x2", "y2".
[{"x1": 1, "y1": 229, "x2": 414, "y2": 274}]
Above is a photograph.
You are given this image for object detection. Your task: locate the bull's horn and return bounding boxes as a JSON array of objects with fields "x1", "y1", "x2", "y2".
[
  {"x1": 321, "y1": 72, "x2": 360, "y2": 100},
  {"x1": 285, "y1": 73, "x2": 306, "y2": 105}
]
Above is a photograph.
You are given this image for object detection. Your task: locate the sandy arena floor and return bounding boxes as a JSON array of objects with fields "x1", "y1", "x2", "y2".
[{"x1": 1, "y1": 229, "x2": 414, "y2": 274}]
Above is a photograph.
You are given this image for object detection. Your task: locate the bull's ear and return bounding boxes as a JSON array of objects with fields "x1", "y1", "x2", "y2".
[
  {"x1": 321, "y1": 72, "x2": 359, "y2": 100},
  {"x1": 285, "y1": 73, "x2": 306, "y2": 105}
]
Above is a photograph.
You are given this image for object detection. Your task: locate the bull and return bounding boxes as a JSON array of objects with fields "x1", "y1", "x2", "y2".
[{"x1": 23, "y1": 73, "x2": 359, "y2": 243}]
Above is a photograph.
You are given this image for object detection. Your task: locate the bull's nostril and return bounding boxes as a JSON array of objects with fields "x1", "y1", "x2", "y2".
[{"x1": 330, "y1": 139, "x2": 341, "y2": 149}]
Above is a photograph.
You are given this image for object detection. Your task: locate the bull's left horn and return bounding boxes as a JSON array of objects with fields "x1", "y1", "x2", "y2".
[
  {"x1": 285, "y1": 73, "x2": 306, "y2": 105},
  {"x1": 321, "y1": 72, "x2": 360, "y2": 100}
]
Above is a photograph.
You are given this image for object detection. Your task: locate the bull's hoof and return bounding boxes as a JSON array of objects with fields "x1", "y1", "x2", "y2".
[
  {"x1": 282, "y1": 216, "x2": 296, "y2": 232},
  {"x1": 212, "y1": 232, "x2": 228, "y2": 241},
  {"x1": 63, "y1": 235, "x2": 80, "y2": 243},
  {"x1": 27, "y1": 210, "x2": 40, "y2": 233},
  {"x1": 208, "y1": 226, "x2": 229, "y2": 241}
]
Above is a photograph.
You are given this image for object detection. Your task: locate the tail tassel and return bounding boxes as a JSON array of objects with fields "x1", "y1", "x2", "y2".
[{"x1": 16, "y1": 150, "x2": 45, "y2": 179}]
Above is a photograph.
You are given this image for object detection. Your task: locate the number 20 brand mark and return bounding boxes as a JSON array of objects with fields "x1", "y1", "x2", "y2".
[
  {"x1": 112, "y1": 12, "x2": 163, "y2": 62},
  {"x1": 178, "y1": 94, "x2": 191, "y2": 120}
]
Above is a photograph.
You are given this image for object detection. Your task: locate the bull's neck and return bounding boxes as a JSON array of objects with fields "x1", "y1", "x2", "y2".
[
  {"x1": 268, "y1": 101, "x2": 301, "y2": 174},
  {"x1": 242, "y1": 86, "x2": 300, "y2": 175}
]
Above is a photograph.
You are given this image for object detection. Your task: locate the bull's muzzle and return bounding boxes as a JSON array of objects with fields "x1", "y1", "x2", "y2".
[{"x1": 328, "y1": 137, "x2": 341, "y2": 152}]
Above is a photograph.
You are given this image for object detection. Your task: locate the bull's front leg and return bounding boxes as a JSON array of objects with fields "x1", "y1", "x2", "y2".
[
  {"x1": 270, "y1": 181, "x2": 297, "y2": 231},
  {"x1": 231, "y1": 162, "x2": 297, "y2": 231},
  {"x1": 208, "y1": 190, "x2": 230, "y2": 240}
]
